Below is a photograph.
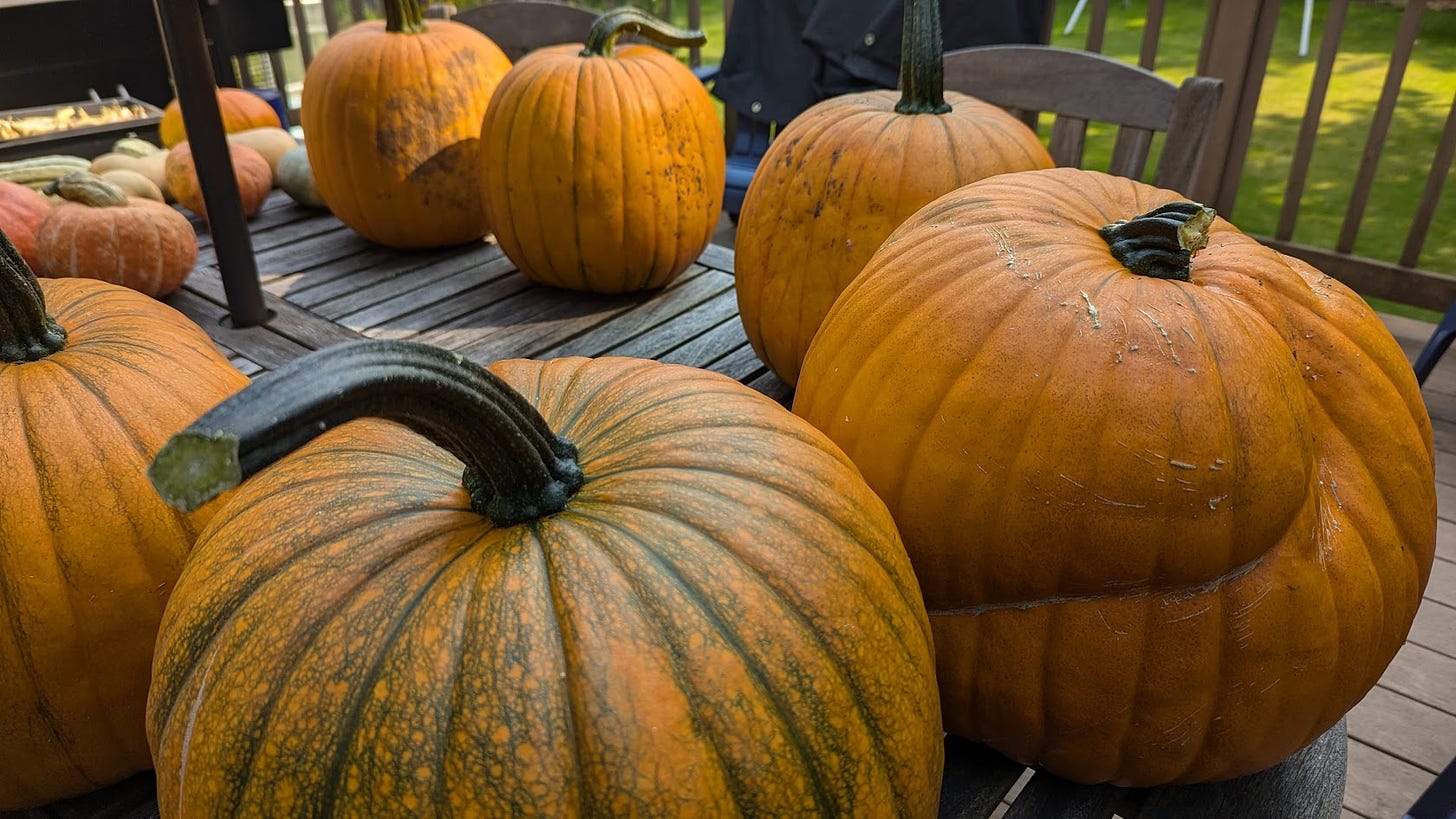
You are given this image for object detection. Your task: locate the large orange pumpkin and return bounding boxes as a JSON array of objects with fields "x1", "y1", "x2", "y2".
[
  {"x1": 145, "y1": 341, "x2": 942, "y2": 816},
  {"x1": 301, "y1": 0, "x2": 511, "y2": 249},
  {"x1": 158, "y1": 87, "x2": 281, "y2": 148},
  {"x1": 732, "y1": 0, "x2": 1053, "y2": 387},
  {"x1": 0, "y1": 228, "x2": 248, "y2": 810},
  {"x1": 479, "y1": 8, "x2": 726, "y2": 293},
  {"x1": 34, "y1": 171, "x2": 198, "y2": 298},
  {"x1": 793, "y1": 167, "x2": 1436, "y2": 786}
]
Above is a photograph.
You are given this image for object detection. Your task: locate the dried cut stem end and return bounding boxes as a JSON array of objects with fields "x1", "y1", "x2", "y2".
[{"x1": 148, "y1": 430, "x2": 243, "y2": 512}]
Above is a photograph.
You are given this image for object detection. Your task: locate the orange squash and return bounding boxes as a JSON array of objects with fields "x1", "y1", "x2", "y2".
[
  {"x1": 0, "y1": 178, "x2": 50, "y2": 268},
  {"x1": 0, "y1": 228, "x2": 248, "y2": 810},
  {"x1": 34, "y1": 171, "x2": 198, "y2": 297},
  {"x1": 794, "y1": 167, "x2": 1436, "y2": 786},
  {"x1": 145, "y1": 341, "x2": 942, "y2": 816},
  {"x1": 163, "y1": 140, "x2": 273, "y2": 221},
  {"x1": 301, "y1": 0, "x2": 511, "y2": 249},
  {"x1": 732, "y1": 0, "x2": 1053, "y2": 387},
  {"x1": 158, "y1": 87, "x2": 282, "y2": 148},
  {"x1": 479, "y1": 8, "x2": 726, "y2": 293}
]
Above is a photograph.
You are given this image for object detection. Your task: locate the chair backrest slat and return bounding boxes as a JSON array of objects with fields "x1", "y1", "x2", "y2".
[
  {"x1": 942, "y1": 44, "x2": 1223, "y2": 196},
  {"x1": 450, "y1": 1, "x2": 599, "y2": 62}
]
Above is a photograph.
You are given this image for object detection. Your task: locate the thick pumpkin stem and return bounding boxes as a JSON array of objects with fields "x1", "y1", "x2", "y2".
[
  {"x1": 1099, "y1": 201, "x2": 1217, "y2": 282},
  {"x1": 0, "y1": 228, "x2": 67, "y2": 362},
  {"x1": 894, "y1": 0, "x2": 950, "y2": 115},
  {"x1": 43, "y1": 171, "x2": 129, "y2": 208},
  {"x1": 382, "y1": 0, "x2": 426, "y2": 33},
  {"x1": 581, "y1": 7, "x2": 706, "y2": 58},
  {"x1": 147, "y1": 340, "x2": 585, "y2": 525}
]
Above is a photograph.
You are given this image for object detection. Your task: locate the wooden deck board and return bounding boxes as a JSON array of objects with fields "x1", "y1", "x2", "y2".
[{"x1": 145, "y1": 194, "x2": 1456, "y2": 818}]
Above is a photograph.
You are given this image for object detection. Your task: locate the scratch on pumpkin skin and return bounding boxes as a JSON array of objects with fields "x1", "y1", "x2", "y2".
[
  {"x1": 1079, "y1": 292, "x2": 1101, "y2": 329},
  {"x1": 177, "y1": 643, "x2": 224, "y2": 808},
  {"x1": 984, "y1": 225, "x2": 1016, "y2": 269},
  {"x1": 1137, "y1": 309, "x2": 1181, "y2": 366},
  {"x1": 1096, "y1": 609, "x2": 1129, "y2": 635}
]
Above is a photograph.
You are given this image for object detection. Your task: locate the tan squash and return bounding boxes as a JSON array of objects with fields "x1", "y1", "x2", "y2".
[
  {"x1": 226, "y1": 126, "x2": 299, "y2": 176},
  {"x1": 97, "y1": 169, "x2": 164, "y2": 202},
  {"x1": 90, "y1": 152, "x2": 171, "y2": 200}
]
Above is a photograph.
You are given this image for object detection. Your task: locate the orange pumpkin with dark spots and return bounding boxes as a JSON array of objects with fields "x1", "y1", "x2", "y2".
[{"x1": 301, "y1": 0, "x2": 510, "y2": 248}]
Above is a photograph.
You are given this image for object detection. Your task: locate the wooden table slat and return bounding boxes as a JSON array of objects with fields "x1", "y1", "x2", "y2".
[
  {"x1": 452, "y1": 266, "x2": 726, "y2": 364},
  {"x1": 305, "y1": 245, "x2": 507, "y2": 319},
  {"x1": 180, "y1": 267, "x2": 362, "y2": 352}
]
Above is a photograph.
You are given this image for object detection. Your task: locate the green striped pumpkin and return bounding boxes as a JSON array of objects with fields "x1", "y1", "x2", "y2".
[{"x1": 145, "y1": 341, "x2": 943, "y2": 816}]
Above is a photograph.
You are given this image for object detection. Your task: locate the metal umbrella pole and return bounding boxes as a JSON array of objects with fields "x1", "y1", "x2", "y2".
[{"x1": 151, "y1": 0, "x2": 269, "y2": 328}]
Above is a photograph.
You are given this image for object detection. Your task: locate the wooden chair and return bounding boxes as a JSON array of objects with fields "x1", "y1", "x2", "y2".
[
  {"x1": 448, "y1": 0, "x2": 599, "y2": 62},
  {"x1": 941, "y1": 44, "x2": 1224, "y2": 196}
]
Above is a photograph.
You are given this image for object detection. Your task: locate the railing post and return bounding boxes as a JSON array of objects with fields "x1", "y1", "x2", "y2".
[
  {"x1": 152, "y1": 0, "x2": 270, "y2": 328},
  {"x1": 1191, "y1": 0, "x2": 1281, "y2": 216}
]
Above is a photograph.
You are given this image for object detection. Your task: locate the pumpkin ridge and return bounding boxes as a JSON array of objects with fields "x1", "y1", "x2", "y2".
[
  {"x1": 578, "y1": 470, "x2": 933, "y2": 708},
  {"x1": 12, "y1": 375, "x2": 136, "y2": 773},
  {"x1": 0, "y1": 455, "x2": 91, "y2": 796},
  {"x1": 152, "y1": 497, "x2": 478, "y2": 735},
  {"x1": 542, "y1": 512, "x2": 776, "y2": 816},
  {"x1": 781, "y1": 111, "x2": 903, "y2": 374},
  {"x1": 560, "y1": 503, "x2": 887, "y2": 814},
  {"x1": 163, "y1": 508, "x2": 484, "y2": 809},
  {"x1": 310, "y1": 541, "x2": 476, "y2": 813},
  {"x1": 927, "y1": 547, "x2": 1268, "y2": 617},
  {"x1": 577, "y1": 462, "x2": 927, "y2": 628}
]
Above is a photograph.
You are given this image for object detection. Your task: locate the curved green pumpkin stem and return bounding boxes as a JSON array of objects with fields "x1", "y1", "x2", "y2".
[
  {"x1": 44, "y1": 171, "x2": 129, "y2": 208},
  {"x1": 382, "y1": 0, "x2": 426, "y2": 34},
  {"x1": 1099, "y1": 201, "x2": 1217, "y2": 282},
  {"x1": 894, "y1": 0, "x2": 950, "y2": 115},
  {"x1": 0, "y1": 228, "x2": 67, "y2": 363},
  {"x1": 581, "y1": 7, "x2": 706, "y2": 58},
  {"x1": 147, "y1": 339, "x2": 585, "y2": 525}
]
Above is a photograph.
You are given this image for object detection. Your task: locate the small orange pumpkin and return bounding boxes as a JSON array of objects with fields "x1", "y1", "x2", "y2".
[
  {"x1": 479, "y1": 8, "x2": 726, "y2": 293},
  {"x1": 0, "y1": 227, "x2": 248, "y2": 810},
  {"x1": 732, "y1": 0, "x2": 1052, "y2": 386},
  {"x1": 34, "y1": 171, "x2": 198, "y2": 298},
  {"x1": 794, "y1": 167, "x2": 1436, "y2": 786},
  {"x1": 163, "y1": 141, "x2": 274, "y2": 221},
  {"x1": 301, "y1": 0, "x2": 511, "y2": 249},
  {"x1": 158, "y1": 87, "x2": 282, "y2": 148},
  {"x1": 0, "y1": 179, "x2": 51, "y2": 268}
]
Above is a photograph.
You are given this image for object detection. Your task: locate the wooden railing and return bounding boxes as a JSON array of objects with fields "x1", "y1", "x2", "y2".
[{"x1": 247, "y1": 0, "x2": 1454, "y2": 315}]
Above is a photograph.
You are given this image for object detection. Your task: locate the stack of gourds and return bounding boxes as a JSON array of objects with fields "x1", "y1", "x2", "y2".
[{"x1": 0, "y1": 0, "x2": 1437, "y2": 814}]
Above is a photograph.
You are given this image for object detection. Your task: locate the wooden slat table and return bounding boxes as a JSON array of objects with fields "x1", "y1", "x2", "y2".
[{"x1": 5, "y1": 192, "x2": 1351, "y2": 818}]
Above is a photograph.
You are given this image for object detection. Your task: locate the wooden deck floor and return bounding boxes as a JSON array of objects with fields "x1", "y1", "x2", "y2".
[{"x1": 159, "y1": 193, "x2": 1456, "y2": 818}]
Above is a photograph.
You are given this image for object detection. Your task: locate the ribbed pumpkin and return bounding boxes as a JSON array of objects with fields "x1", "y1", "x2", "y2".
[
  {"x1": 0, "y1": 229, "x2": 248, "y2": 810},
  {"x1": 793, "y1": 167, "x2": 1436, "y2": 786},
  {"x1": 301, "y1": 0, "x2": 511, "y2": 249},
  {"x1": 34, "y1": 171, "x2": 198, "y2": 298},
  {"x1": 145, "y1": 341, "x2": 942, "y2": 817},
  {"x1": 158, "y1": 87, "x2": 282, "y2": 148},
  {"x1": 479, "y1": 8, "x2": 726, "y2": 293},
  {"x1": 732, "y1": 0, "x2": 1052, "y2": 387},
  {"x1": 163, "y1": 140, "x2": 274, "y2": 221},
  {"x1": 0, "y1": 178, "x2": 50, "y2": 267}
]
